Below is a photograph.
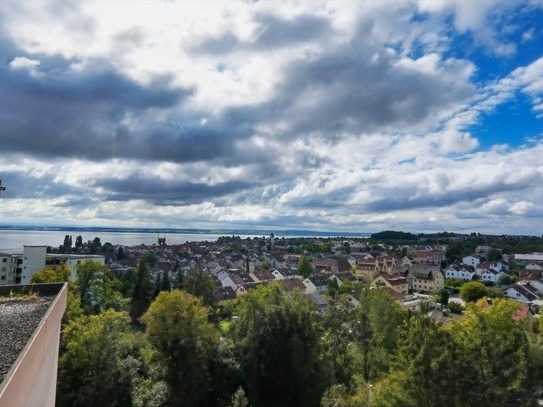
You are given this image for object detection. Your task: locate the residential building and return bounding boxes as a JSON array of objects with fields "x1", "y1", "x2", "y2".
[
  {"x1": 302, "y1": 274, "x2": 330, "y2": 294},
  {"x1": 514, "y1": 253, "x2": 543, "y2": 265},
  {"x1": 0, "y1": 246, "x2": 105, "y2": 286},
  {"x1": 480, "y1": 268, "x2": 506, "y2": 284},
  {"x1": 355, "y1": 260, "x2": 379, "y2": 282},
  {"x1": 406, "y1": 264, "x2": 445, "y2": 292},
  {"x1": 443, "y1": 263, "x2": 475, "y2": 280},
  {"x1": 504, "y1": 283, "x2": 542, "y2": 303},
  {"x1": 462, "y1": 255, "x2": 482, "y2": 268},
  {"x1": 371, "y1": 273, "x2": 409, "y2": 295},
  {"x1": 281, "y1": 278, "x2": 307, "y2": 292},
  {"x1": 249, "y1": 269, "x2": 276, "y2": 283},
  {"x1": 414, "y1": 251, "x2": 444, "y2": 266}
]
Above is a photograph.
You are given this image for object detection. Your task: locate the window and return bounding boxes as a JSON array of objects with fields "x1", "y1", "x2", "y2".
[
  {"x1": 2, "y1": 258, "x2": 6, "y2": 262},
  {"x1": 0, "y1": 276, "x2": 4, "y2": 280}
]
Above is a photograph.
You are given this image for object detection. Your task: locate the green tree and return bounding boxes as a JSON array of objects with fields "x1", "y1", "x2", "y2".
[
  {"x1": 182, "y1": 267, "x2": 217, "y2": 308},
  {"x1": 154, "y1": 271, "x2": 161, "y2": 297},
  {"x1": 448, "y1": 299, "x2": 535, "y2": 406},
  {"x1": 30, "y1": 265, "x2": 72, "y2": 283},
  {"x1": 322, "y1": 295, "x2": 358, "y2": 384},
  {"x1": 88, "y1": 237, "x2": 102, "y2": 254},
  {"x1": 232, "y1": 283, "x2": 330, "y2": 407},
  {"x1": 230, "y1": 387, "x2": 251, "y2": 407},
  {"x1": 130, "y1": 259, "x2": 154, "y2": 325},
  {"x1": 437, "y1": 289, "x2": 449, "y2": 305},
  {"x1": 117, "y1": 246, "x2": 126, "y2": 260},
  {"x1": 75, "y1": 235, "x2": 83, "y2": 251},
  {"x1": 487, "y1": 248, "x2": 502, "y2": 262},
  {"x1": 297, "y1": 255, "x2": 313, "y2": 278},
  {"x1": 141, "y1": 291, "x2": 219, "y2": 407},
  {"x1": 75, "y1": 260, "x2": 123, "y2": 314},
  {"x1": 63, "y1": 235, "x2": 72, "y2": 253},
  {"x1": 57, "y1": 310, "x2": 143, "y2": 407},
  {"x1": 459, "y1": 281, "x2": 488, "y2": 303},
  {"x1": 161, "y1": 269, "x2": 171, "y2": 292},
  {"x1": 372, "y1": 315, "x2": 458, "y2": 407},
  {"x1": 497, "y1": 274, "x2": 512, "y2": 286}
]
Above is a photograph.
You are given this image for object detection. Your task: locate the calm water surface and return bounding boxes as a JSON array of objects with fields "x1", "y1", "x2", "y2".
[{"x1": 0, "y1": 230, "x2": 260, "y2": 252}]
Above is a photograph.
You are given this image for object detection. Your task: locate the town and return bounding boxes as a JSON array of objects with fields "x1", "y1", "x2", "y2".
[{"x1": 3, "y1": 231, "x2": 543, "y2": 317}]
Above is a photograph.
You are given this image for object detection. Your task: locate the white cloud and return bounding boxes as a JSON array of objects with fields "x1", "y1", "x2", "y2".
[{"x1": 0, "y1": 0, "x2": 543, "y2": 235}]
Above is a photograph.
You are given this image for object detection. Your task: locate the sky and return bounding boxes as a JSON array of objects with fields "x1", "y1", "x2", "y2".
[{"x1": 1, "y1": 0, "x2": 543, "y2": 235}]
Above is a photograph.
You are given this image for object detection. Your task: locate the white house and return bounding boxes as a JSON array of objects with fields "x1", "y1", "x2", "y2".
[
  {"x1": 504, "y1": 283, "x2": 542, "y2": 303},
  {"x1": 462, "y1": 255, "x2": 482, "y2": 268},
  {"x1": 443, "y1": 263, "x2": 475, "y2": 280},
  {"x1": 480, "y1": 268, "x2": 506, "y2": 284},
  {"x1": 302, "y1": 275, "x2": 329, "y2": 294},
  {"x1": 272, "y1": 268, "x2": 300, "y2": 280}
]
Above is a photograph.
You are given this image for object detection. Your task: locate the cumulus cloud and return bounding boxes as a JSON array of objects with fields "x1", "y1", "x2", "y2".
[{"x1": 0, "y1": 0, "x2": 543, "y2": 234}]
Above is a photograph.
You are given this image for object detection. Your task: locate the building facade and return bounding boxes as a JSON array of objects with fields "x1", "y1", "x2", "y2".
[{"x1": 0, "y1": 246, "x2": 105, "y2": 285}]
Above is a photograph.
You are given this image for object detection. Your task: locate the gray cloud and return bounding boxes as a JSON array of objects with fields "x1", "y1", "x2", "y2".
[
  {"x1": 99, "y1": 176, "x2": 258, "y2": 205},
  {"x1": 191, "y1": 12, "x2": 333, "y2": 54},
  {"x1": 0, "y1": 1, "x2": 542, "y2": 234}
]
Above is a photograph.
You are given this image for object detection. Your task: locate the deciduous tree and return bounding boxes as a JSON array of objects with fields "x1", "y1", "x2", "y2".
[
  {"x1": 297, "y1": 255, "x2": 313, "y2": 278},
  {"x1": 57, "y1": 310, "x2": 142, "y2": 407},
  {"x1": 232, "y1": 283, "x2": 330, "y2": 407},
  {"x1": 141, "y1": 290, "x2": 219, "y2": 407},
  {"x1": 460, "y1": 281, "x2": 488, "y2": 303}
]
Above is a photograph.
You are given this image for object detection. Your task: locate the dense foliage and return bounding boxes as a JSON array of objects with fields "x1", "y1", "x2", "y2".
[{"x1": 53, "y1": 236, "x2": 543, "y2": 407}]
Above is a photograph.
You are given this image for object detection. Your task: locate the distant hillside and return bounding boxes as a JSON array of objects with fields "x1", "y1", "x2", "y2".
[{"x1": 370, "y1": 230, "x2": 419, "y2": 241}]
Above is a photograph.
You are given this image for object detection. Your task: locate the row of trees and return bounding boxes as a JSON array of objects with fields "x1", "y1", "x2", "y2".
[
  {"x1": 56, "y1": 235, "x2": 104, "y2": 254},
  {"x1": 29, "y1": 259, "x2": 543, "y2": 406}
]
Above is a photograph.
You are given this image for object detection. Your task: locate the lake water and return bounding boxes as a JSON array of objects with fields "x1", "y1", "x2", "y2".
[{"x1": 0, "y1": 230, "x2": 260, "y2": 252}]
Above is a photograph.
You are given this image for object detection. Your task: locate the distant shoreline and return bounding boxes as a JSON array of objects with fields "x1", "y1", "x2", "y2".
[{"x1": 0, "y1": 225, "x2": 372, "y2": 238}]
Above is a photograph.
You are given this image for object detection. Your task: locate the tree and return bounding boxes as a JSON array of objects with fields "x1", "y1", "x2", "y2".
[
  {"x1": 322, "y1": 295, "x2": 358, "y2": 384},
  {"x1": 437, "y1": 289, "x2": 449, "y2": 305},
  {"x1": 371, "y1": 315, "x2": 459, "y2": 407},
  {"x1": 30, "y1": 265, "x2": 71, "y2": 283},
  {"x1": 182, "y1": 267, "x2": 217, "y2": 308},
  {"x1": 297, "y1": 255, "x2": 313, "y2": 278},
  {"x1": 161, "y1": 269, "x2": 171, "y2": 292},
  {"x1": 57, "y1": 310, "x2": 143, "y2": 407},
  {"x1": 117, "y1": 246, "x2": 126, "y2": 260},
  {"x1": 497, "y1": 274, "x2": 512, "y2": 286},
  {"x1": 141, "y1": 291, "x2": 219, "y2": 407},
  {"x1": 232, "y1": 283, "x2": 330, "y2": 407},
  {"x1": 487, "y1": 248, "x2": 502, "y2": 262},
  {"x1": 63, "y1": 235, "x2": 72, "y2": 253},
  {"x1": 154, "y1": 272, "x2": 161, "y2": 297},
  {"x1": 88, "y1": 237, "x2": 102, "y2": 254},
  {"x1": 75, "y1": 235, "x2": 83, "y2": 251},
  {"x1": 130, "y1": 259, "x2": 154, "y2": 325},
  {"x1": 230, "y1": 387, "x2": 251, "y2": 407},
  {"x1": 459, "y1": 281, "x2": 488, "y2": 303},
  {"x1": 75, "y1": 260, "x2": 123, "y2": 314},
  {"x1": 448, "y1": 299, "x2": 536, "y2": 406}
]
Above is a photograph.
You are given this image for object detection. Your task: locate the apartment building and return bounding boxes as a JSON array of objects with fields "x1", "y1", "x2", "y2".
[{"x1": 0, "y1": 246, "x2": 105, "y2": 285}]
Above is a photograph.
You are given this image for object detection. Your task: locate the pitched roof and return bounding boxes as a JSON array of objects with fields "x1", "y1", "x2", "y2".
[
  {"x1": 214, "y1": 286, "x2": 236, "y2": 301},
  {"x1": 380, "y1": 273, "x2": 408, "y2": 286},
  {"x1": 281, "y1": 278, "x2": 307, "y2": 292}
]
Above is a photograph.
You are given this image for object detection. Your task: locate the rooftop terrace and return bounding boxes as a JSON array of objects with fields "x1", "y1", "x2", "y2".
[{"x1": 0, "y1": 283, "x2": 66, "y2": 407}]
